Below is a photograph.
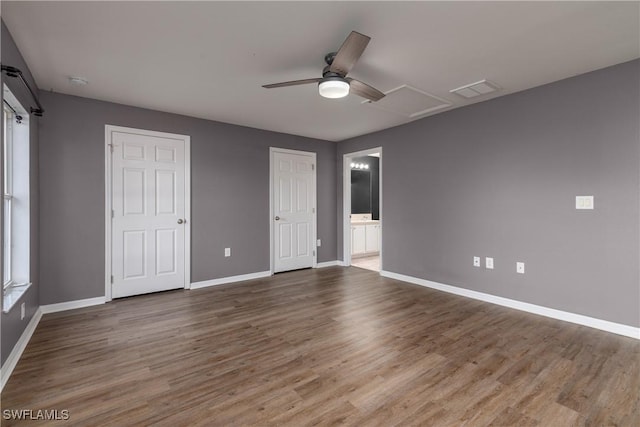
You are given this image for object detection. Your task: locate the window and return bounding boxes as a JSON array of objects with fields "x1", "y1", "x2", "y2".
[
  {"x1": 3, "y1": 103, "x2": 13, "y2": 288},
  {"x1": 2, "y1": 85, "x2": 30, "y2": 312}
]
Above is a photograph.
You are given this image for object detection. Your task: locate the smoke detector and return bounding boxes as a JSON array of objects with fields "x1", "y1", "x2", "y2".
[{"x1": 68, "y1": 77, "x2": 89, "y2": 86}]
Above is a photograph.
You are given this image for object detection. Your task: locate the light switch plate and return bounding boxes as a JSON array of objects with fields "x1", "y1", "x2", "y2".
[
  {"x1": 486, "y1": 257, "x2": 494, "y2": 269},
  {"x1": 516, "y1": 262, "x2": 525, "y2": 274},
  {"x1": 317, "y1": 239, "x2": 321, "y2": 247},
  {"x1": 224, "y1": 248, "x2": 231, "y2": 257},
  {"x1": 473, "y1": 256, "x2": 480, "y2": 267},
  {"x1": 576, "y1": 196, "x2": 594, "y2": 210}
]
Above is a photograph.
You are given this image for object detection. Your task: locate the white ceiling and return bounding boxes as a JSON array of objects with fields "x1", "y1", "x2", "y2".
[{"x1": 2, "y1": 1, "x2": 638, "y2": 141}]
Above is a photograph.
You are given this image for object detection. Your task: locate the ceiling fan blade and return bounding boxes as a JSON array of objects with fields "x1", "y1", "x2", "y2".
[
  {"x1": 329, "y1": 31, "x2": 371, "y2": 76},
  {"x1": 347, "y1": 78, "x2": 385, "y2": 102},
  {"x1": 262, "y1": 78, "x2": 321, "y2": 89}
]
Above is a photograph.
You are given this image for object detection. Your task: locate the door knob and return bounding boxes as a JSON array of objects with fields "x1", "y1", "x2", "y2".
[
  {"x1": 275, "y1": 216, "x2": 280, "y2": 221},
  {"x1": 177, "y1": 219, "x2": 184, "y2": 224}
]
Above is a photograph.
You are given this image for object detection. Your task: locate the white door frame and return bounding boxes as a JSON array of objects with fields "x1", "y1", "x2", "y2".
[
  {"x1": 104, "y1": 125, "x2": 191, "y2": 302},
  {"x1": 343, "y1": 147, "x2": 382, "y2": 268},
  {"x1": 269, "y1": 147, "x2": 317, "y2": 274}
]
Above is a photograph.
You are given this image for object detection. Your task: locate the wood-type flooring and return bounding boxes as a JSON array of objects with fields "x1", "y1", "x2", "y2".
[{"x1": 2, "y1": 267, "x2": 638, "y2": 426}]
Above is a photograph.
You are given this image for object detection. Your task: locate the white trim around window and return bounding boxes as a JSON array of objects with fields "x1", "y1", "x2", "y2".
[{"x1": 2, "y1": 85, "x2": 31, "y2": 312}]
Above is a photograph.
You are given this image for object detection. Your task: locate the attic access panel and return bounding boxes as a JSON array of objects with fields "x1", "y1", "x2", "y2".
[{"x1": 362, "y1": 85, "x2": 452, "y2": 118}]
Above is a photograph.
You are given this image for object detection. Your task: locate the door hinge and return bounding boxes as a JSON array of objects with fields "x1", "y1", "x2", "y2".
[
  {"x1": 313, "y1": 250, "x2": 316, "y2": 256},
  {"x1": 111, "y1": 209, "x2": 114, "y2": 218},
  {"x1": 312, "y1": 207, "x2": 315, "y2": 213},
  {"x1": 110, "y1": 275, "x2": 114, "y2": 283},
  {"x1": 312, "y1": 164, "x2": 315, "y2": 171},
  {"x1": 108, "y1": 143, "x2": 114, "y2": 153}
]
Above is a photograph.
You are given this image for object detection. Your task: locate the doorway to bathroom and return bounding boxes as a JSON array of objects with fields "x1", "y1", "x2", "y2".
[{"x1": 343, "y1": 147, "x2": 382, "y2": 272}]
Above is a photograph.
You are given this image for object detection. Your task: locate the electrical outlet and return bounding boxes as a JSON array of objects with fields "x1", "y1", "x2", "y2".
[
  {"x1": 21, "y1": 302, "x2": 25, "y2": 320},
  {"x1": 473, "y1": 256, "x2": 480, "y2": 267},
  {"x1": 224, "y1": 247, "x2": 231, "y2": 257},
  {"x1": 317, "y1": 239, "x2": 321, "y2": 247},
  {"x1": 485, "y1": 257, "x2": 494, "y2": 269},
  {"x1": 516, "y1": 262, "x2": 525, "y2": 274}
]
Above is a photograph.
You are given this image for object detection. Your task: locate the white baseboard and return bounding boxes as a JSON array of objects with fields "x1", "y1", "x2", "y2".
[
  {"x1": 337, "y1": 260, "x2": 346, "y2": 267},
  {"x1": 1, "y1": 308, "x2": 42, "y2": 391},
  {"x1": 190, "y1": 271, "x2": 272, "y2": 290},
  {"x1": 380, "y1": 270, "x2": 640, "y2": 340},
  {"x1": 40, "y1": 296, "x2": 106, "y2": 314},
  {"x1": 316, "y1": 261, "x2": 340, "y2": 268}
]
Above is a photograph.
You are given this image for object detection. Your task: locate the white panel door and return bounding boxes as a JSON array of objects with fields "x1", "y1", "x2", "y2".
[
  {"x1": 111, "y1": 130, "x2": 187, "y2": 298},
  {"x1": 273, "y1": 150, "x2": 315, "y2": 273}
]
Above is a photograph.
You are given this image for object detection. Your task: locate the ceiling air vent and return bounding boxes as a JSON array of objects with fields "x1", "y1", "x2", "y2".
[{"x1": 450, "y1": 80, "x2": 500, "y2": 99}]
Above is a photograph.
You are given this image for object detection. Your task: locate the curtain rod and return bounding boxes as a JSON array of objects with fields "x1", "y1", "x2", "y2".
[
  {"x1": 1, "y1": 64, "x2": 44, "y2": 116},
  {"x1": 3, "y1": 99, "x2": 23, "y2": 124}
]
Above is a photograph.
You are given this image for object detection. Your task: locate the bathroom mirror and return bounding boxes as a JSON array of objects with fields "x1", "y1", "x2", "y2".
[
  {"x1": 350, "y1": 156, "x2": 380, "y2": 219},
  {"x1": 351, "y1": 170, "x2": 371, "y2": 215}
]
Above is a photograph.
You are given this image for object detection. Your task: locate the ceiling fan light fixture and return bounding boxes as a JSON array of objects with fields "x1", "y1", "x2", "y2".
[{"x1": 318, "y1": 78, "x2": 350, "y2": 99}]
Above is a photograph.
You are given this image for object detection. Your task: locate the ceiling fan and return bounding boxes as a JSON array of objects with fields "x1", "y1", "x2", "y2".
[{"x1": 263, "y1": 31, "x2": 385, "y2": 102}]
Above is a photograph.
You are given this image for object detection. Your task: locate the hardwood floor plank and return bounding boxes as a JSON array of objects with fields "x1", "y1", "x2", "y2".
[{"x1": 1, "y1": 267, "x2": 638, "y2": 426}]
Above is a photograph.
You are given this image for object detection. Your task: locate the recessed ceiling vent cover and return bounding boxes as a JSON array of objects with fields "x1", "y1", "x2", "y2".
[
  {"x1": 450, "y1": 80, "x2": 500, "y2": 99},
  {"x1": 362, "y1": 85, "x2": 451, "y2": 118}
]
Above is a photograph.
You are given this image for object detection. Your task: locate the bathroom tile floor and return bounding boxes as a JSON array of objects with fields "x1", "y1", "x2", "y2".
[{"x1": 351, "y1": 255, "x2": 380, "y2": 272}]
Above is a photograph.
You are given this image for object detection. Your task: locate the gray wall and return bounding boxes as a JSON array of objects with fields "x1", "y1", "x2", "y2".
[
  {"x1": 38, "y1": 92, "x2": 337, "y2": 305},
  {"x1": 338, "y1": 60, "x2": 640, "y2": 327},
  {"x1": 1, "y1": 21, "x2": 40, "y2": 365}
]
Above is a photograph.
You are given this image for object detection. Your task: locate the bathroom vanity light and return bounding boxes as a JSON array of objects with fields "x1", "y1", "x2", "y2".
[{"x1": 350, "y1": 163, "x2": 369, "y2": 170}]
